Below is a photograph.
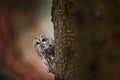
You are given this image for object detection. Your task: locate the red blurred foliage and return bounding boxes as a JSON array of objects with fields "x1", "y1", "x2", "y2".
[
  {"x1": 0, "y1": 6, "x2": 10, "y2": 61},
  {"x1": 0, "y1": 6, "x2": 54, "y2": 80}
]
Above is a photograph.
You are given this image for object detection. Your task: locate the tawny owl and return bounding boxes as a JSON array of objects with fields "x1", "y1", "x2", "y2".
[{"x1": 33, "y1": 34, "x2": 55, "y2": 74}]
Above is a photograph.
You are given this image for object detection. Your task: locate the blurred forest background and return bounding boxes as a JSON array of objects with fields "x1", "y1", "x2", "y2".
[{"x1": 0, "y1": 0, "x2": 54, "y2": 80}]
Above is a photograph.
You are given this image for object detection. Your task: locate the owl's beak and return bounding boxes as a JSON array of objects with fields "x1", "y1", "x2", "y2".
[{"x1": 39, "y1": 42, "x2": 44, "y2": 49}]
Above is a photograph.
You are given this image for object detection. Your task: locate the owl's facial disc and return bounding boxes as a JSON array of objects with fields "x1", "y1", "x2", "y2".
[{"x1": 35, "y1": 41, "x2": 44, "y2": 49}]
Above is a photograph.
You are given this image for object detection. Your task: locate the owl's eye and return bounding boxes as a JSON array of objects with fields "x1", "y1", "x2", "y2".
[
  {"x1": 42, "y1": 38, "x2": 46, "y2": 42},
  {"x1": 36, "y1": 42, "x2": 39, "y2": 45}
]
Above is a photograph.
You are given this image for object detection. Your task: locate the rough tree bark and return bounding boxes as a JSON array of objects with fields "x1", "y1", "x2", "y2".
[
  {"x1": 52, "y1": 0, "x2": 120, "y2": 80},
  {"x1": 52, "y1": 0, "x2": 75, "y2": 80}
]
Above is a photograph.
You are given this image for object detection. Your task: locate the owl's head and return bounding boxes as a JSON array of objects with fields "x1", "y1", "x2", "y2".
[{"x1": 33, "y1": 34, "x2": 54, "y2": 53}]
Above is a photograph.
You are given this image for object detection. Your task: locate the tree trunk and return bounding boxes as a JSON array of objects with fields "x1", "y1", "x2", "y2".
[
  {"x1": 52, "y1": 0, "x2": 120, "y2": 80},
  {"x1": 52, "y1": 0, "x2": 75, "y2": 80}
]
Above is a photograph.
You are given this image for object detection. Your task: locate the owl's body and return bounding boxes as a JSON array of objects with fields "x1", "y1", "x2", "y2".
[{"x1": 33, "y1": 34, "x2": 55, "y2": 74}]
